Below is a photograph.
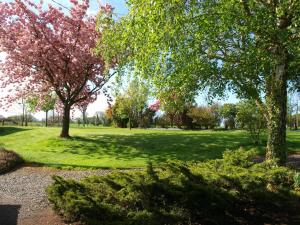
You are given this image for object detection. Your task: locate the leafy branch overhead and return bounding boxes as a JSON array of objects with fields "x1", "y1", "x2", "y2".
[{"x1": 98, "y1": 0, "x2": 300, "y2": 164}]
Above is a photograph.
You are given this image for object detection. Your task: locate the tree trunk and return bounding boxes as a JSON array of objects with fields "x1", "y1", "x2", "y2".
[
  {"x1": 52, "y1": 110, "x2": 55, "y2": 126},
  {"x1": 82, "y1": 109, "x2": 86, "y2": 127},
  {"x1": 296, "y1": 100, "x2": 299, "y2": 130},
  {"x1": 21, "y1": 103, "x2": 25, "y2": 126},
  {"x1": 60, "y1": 103, "x2": 71, "y2": 138},
  {"x1": 58, "y1": 112, "x2": 60, "y2": 126},
  {"x1": 265, "y1": 50, "x2": 288, "y2": 164},
  {"x1": 45, "y1": 110, "x2": 48, "y2": 127},
  {"x1": 25, "y1": 112, "x2": 28, "y2": 126}
]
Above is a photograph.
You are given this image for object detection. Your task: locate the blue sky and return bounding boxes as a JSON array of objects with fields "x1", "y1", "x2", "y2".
[{"x1": 2, "y1": 0, "x2": 128, "y2": 16}]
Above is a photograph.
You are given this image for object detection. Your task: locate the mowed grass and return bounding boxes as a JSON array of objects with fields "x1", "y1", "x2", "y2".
[{"x1": 0, "y1": 126, "x2": 299, "y2": 168}]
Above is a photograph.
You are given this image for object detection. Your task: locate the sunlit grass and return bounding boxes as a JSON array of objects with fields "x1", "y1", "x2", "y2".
[{"x1": 0, "y1": 126, "x2": 299, "y2": 169}]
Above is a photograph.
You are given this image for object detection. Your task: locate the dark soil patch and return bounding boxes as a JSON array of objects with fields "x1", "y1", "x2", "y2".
[
  {"x1": 253, "y1": 154, "x2": 300, "y2": 169},
  {"x1": 0, "y1": 148, "x2": 23, "y2": 174}
]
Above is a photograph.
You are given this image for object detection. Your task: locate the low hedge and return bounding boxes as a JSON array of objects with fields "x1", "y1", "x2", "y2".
[
  {"x1": 0, "y1": 147, "x2": 24, "y2": 174},
  {"x1": 47, "y1": 149, "x2": 299, "y2": 225}
]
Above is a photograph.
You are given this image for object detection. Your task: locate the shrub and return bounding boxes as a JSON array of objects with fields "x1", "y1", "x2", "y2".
[
  {"x1": 236, "y1": 100, "x2": 266, "y2": 145},
  {"x1": 47, "y1": 150, "x2": 298, "y2": 225},
  {"x1": 294, "y1": 172, "x2": 300, "y2": 189},
  {"x1": 0, "y1": 147, "x2": 24, "y2": 174}
]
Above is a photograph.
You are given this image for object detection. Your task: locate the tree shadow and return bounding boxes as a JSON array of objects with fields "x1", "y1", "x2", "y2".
[
  {"x1": 0, "y1": 127, "x2": 30, "y2": 136},
  {"x1": 0, "y1": 205, "x2": 21, "y2": 225},
  {"x1": 34, "y1": 130, "x2": 299, "y2": 168},
  {"x1": 43, "y1": 132, "x2": 261, "y2": 166}
]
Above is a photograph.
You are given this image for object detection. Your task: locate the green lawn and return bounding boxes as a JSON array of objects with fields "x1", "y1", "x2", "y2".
[{"x1": 0, "y1": 126, "x2": 299, "y2": 168}]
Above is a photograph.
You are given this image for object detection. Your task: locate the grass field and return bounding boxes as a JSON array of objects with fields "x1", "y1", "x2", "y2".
[{"x1": 0, "y1": 126, "x2": 299, "y2": 168}]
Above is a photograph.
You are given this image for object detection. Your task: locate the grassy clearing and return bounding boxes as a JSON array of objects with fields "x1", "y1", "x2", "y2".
[{"x1": 0, "y1": 126, "x2": 299, "y2": 168}]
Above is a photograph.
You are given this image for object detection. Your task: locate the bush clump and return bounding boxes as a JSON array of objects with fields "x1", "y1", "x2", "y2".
[
  {"x1": 0, "y1": 147, "x2": 24, "y2": 174},
  {"x1": 47, "y1": 149, "x2": 299, "y2": 225}
]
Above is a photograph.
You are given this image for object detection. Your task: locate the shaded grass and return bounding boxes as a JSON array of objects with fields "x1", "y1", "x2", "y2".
[{"x1": 0, "y1": 126, "x2": 299, "y2": 168}]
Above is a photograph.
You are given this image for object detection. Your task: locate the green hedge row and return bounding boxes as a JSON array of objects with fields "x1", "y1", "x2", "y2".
[{"x1": 47, "y1": 149, "x2": 300, "y2": 225}]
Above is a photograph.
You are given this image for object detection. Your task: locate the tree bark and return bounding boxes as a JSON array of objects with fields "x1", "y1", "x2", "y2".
[
  {"x1": 82, "y1": 109, "x2": 86, "y2": 127},
  {"x1": 25, "y1": 112, "x2": 28, "y2": 126},
  {"x1": 45, "y1": 110, "x2": 48, "y2": 127},
  {"x1": 128, "y1": 116, "x2": 132, "y2": 130},
  {"x1": 58, "y1": 112, "x2": 60, "y2": 126},
  {"x1": 265, "y1": 49, "x2": 288, "y2": 164},
  {"x1": 296, "y1": 100, "x2": 299, "y2": 130},
  {"x1": 60, "y1": 103, "x2": 71, "y2": 138},
  {"x1": 52, "y1": 110, "x2": 55, "y2": 126},
  {"x1": 21, "y1": 103, "x2": 25, "y2": 126}
]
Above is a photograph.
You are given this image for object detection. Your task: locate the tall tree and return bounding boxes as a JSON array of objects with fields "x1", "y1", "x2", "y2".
[
  {"x1": 112, "y1": 78, "x2": 149, "y2": 129},
  {"x1": 41, "y1": 95, "x2": 56, "y2": 127},
  {"x1": 99, "y1": 0, "x2": 300, "y2": 164},
  {"x1": 0, "y1": 0, "x2": 115, "y2": 138},
  {"x1": 27, "y1": 93, "x2": 56, "y2": 127},
  {"x1": 236, "y1": 100, "x2": 266, "y2": 145},
  {"x1": 220, "y1": 104, "x2": 237, "y2": 130},
  {"x1": 187, "y1": 104, "x2": 221, "y2": 129},
  {"x1": 76, "y1": 100, "x2": 89, "y2": 127}
]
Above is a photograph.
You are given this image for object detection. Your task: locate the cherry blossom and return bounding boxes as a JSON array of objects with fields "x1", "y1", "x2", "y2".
[{"x1": 0, "y1": 0, "x2": 115, "y2": 137}]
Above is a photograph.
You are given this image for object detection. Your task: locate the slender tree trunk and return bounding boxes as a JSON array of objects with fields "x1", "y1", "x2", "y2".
[
  {"x1": 52, "y1": 110, "x2": 55, "y2": 126},
  {"x1": 58, "y1": 112, "x2": 60, "y2": 126},
  {"x1": 265, "y1": 50, "x2": 288, "y2": 164},
  {"x1": 60, "y1": 103, "x2": 71, "y2": 138},
  {"x1": 22, "y1": 103, "x2": 25, "y2": 126},
  {"x1": 82, "y1": 109, "x2": 86, "y2": 127},
  {"x1": 45, "y1": 110, "x2": 48, "y2": 127},
  {"x1": 290, "y1": 97, "x2": 293, "y2": 130},
  {"x1": 25, "y1": 112, "x2": 28, "y2": 126},
  {"x1": 296, "y1": 100, "x2": 299, "y2": 130}
]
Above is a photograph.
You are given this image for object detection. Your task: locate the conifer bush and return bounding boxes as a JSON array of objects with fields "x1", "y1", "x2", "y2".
[{"x1": 47, "y1": 149, "x2": 299, "y2": 225}]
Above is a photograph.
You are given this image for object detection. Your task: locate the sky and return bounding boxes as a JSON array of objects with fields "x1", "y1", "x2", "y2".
[{"x1": 0, "y1": 0, "x2": 238, "y2": 120}]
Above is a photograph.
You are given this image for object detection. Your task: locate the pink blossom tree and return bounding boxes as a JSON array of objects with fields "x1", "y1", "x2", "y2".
[{"x1": 0, "y1": 0, "x2": 115, "y2": 137}]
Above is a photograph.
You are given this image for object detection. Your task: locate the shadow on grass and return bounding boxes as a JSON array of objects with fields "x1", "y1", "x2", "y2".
[
  {"x1": 44, "y1": 132, "x2": 266, "y2": 165},
  {"x1": 25, "y1": 161, "x2": 114, "y2": 170},
  {"x1": 0, "y1": 127, "x2": 30, "y2": 136}
]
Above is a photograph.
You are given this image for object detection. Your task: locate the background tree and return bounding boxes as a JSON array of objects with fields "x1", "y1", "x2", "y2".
[
  {"x1": 111, "y1": 78, "x2": 149, "y2": 129},
  {"x1": 220, "y1": 104, "x2": 237, "y2": 130},
  {"x1": 103, "y1": 108, "x2": 113, "y2": 126},
  {"x1": 236, "y1": 100, "x2": 266, "y2": 145},
  {"x1": 124, "y1": 78, "x2": 149, "y2": 129},
  {"x1": 111, "y1": 96, "x2": 129, "y2": 128},
  {"x1": 27, "y1": 93, "x2": 56, "y2": 127},
  {"x1": 287, "y1": 92, "x2": 299, "y2": 130},
  {"x1": 158, "y1": 88, "x2": 194, "y2": 128},
  {"x1": 19, "y1": 98, "x2": 29, "y2": 127},
  {"x1": 76, "y1": 101, "x2": 90, "y2": 128},
  {"x1": 41, "y1": 95, "x2": 56, "y2": 127},
  {"x1": 99, "y1": 0, "x2": 300, "y2": 163},
  {"x1": 187, "y1": 104, "x2": 221, "y2": 129},
  {"x1": 0, "y1": 0, "x2": 115, "y2": 138}
]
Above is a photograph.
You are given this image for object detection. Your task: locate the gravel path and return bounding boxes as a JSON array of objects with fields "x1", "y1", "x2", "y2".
[{"x1": 0, "y1": 166, "x2": 112, "y2": 225}]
